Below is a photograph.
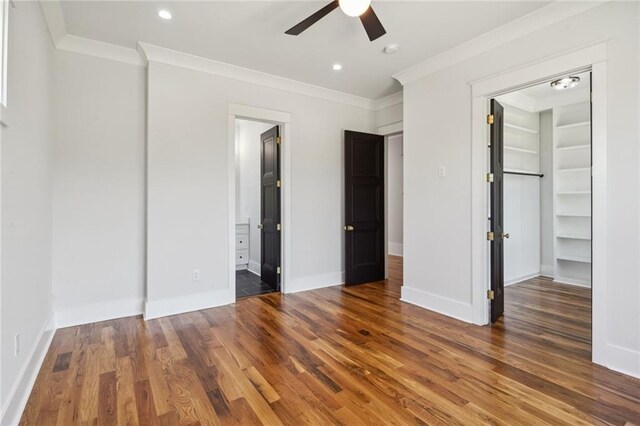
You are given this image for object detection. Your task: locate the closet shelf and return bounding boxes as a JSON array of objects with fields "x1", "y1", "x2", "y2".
[
  {"x1": 556, "y1": 144, "x2": 590, "y2": 151},
  {"x1": 504, "y1": 145, "x2": 537, "y2": 154},
  {"x1": 557, "y1": 167, "x2": 590, "y2": 173},
  {"x1": 556, "y1": 121, "x2": 590, "y2": 129},
  {"x1": 557, "y1": 254, "x2": 591, "y2": 263},
  {"x1": 505, "y1": 123, "x2": 538, "y2": 134},
  {"x1": 557, "y1": 234, "x2": 591, "y2": 240},
  {"x1": 556, "y1": 190, "x2": 591, "y2": 195},
  {"x1": 556, "y1": 212, "x2": 591, "y2": 218}
]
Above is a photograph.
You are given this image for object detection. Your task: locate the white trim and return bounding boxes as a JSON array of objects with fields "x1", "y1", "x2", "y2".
[
  {"x1": 55, "y1": 297, "x2": 144, "y2": 329},
  {"x1": 372, "y1": 91, "x2": 402, "y2": 111},
  {"x1": 139, "y1": 42, "x2": 374, "y2": 110},
  {"x1": 227, "y1": 103, "x2": 292, "y2": 300},
  {"x1": 393, "y1": 1, "x2": 608, "y2": 85},
  {"x1": 553, "y1": 277, "x2": 591, "y2": 288},
  {"x1": 401, "y1": 286, "x2": 473, "y2": 323},
  {"x1": 388, "y1": 242, "x2": 403, "y2": 257},
  {"x1": 470, "y1": 42, "x2": 608, "y2": 367},
  {"x1": 0, "y1": 313, "x2": 55, "y2": 426},
  {"x1": 287, "y1": 271, "x2": 344, "y2": 294},
  {"x1": 378, "y1": 121, "x2": 403, "y2": 136},
  {"x1": 505, "y1": 272, "x2": 540, "y2": 287},
  {"x1": 144, "y1": 289, "x2": 233, "y2": 321},
  {"x1": 606, "y1": 344, "x2": 640, "y2": 379},
  {"x1": 57, "y1": 35, "x2": 144, "y2": 66},
  {"x1": 471, "y1": 41, "x2": 608, "y2": 98},
  {"x1": 38, "y1": 0, "x2": 66, "y2": 45}
]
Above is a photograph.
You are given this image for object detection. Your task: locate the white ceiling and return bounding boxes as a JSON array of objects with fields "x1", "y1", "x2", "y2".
[{"x1": 60, "y1": 1, "x2": 551, "y2": 100}]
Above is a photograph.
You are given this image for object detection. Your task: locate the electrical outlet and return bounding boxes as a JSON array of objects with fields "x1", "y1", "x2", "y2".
[
  {"x1": 14, "y1": 333, "x2": 20, "y2": 356},
  {"x1": 192, "y1": 269, "x2": 200, "y2": 281},
  {"x1": 438, "y1": 166, "x2": 446, "y2": 178}
]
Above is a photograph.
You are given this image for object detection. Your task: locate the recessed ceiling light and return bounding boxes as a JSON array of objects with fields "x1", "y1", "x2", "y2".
[
  {"x1": 332, "y1": 63, "x2": 343, "y2": 71},
  {"x1": 550, "y1": 76, "x2": 580, "y2": 90},
  {"x1": 158, "y1": 9, "x2": 172, "y2": 20},
  {"x1": 383, "y1": 44, "x2": 400, "y2": 54}
]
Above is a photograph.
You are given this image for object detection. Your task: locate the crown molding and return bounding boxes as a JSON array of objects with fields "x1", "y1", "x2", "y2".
[
  {"x1": 137, "y1": 42, "x2": 374, "y2": 110},
  {"x1": 37, "y1": 0, "x2": 396, "y2": 109},
  {"x1": 393, "y1": 1, "x2": 609, "y2": 85},
  {"x1": 372, "y1": 91, "x2": 403, "y2": 111},
  {"x1": 58, "y1": 35, "x2": 145, "y2": 66}
]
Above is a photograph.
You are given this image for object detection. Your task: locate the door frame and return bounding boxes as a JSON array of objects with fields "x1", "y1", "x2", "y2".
[
  {"x1": 470, "y1": 41, "x2": 607, "y2": 365},
  {"x1": 378, "y1": 121, "x2": 403, "y2": 279},
  {"x1": 227, "y1": 103, "x2": 292, "y2": 298}
]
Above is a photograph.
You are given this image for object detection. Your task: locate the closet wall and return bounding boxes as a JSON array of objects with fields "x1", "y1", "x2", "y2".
[
  {"x1": 500, "y1": 84, "x2": 591, "y2": 287},
  {"x1": 502, "y1": 105, "x2": 541, "y2": 284}
]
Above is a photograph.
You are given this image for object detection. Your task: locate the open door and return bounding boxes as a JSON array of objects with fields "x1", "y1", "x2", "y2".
[
  {"x1": 489, "y1": 99, "x2": 505, "y2": 322},
  {"x1": 344, "y1": 130, "x2": 385, "y2": 286},
  {"x1": 260, "y1": 126, "x2": 281, "y2": 290}
]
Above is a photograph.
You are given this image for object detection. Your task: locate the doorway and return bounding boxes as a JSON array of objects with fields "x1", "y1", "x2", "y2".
[
  {"x1": 487, "y1": 72, "x2": 593, "y2": 357},
  {"x1": 234, "y1": 118, "x2": 281, "y2": 298},
  {"x1": 386, "y1": 133, "x2": 404, "y2": 279}
]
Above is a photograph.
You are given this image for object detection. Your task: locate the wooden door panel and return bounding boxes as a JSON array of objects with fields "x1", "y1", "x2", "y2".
[
  {"x1": 490, "y1": 99, "x2": 505, "y2": 322},
  {"x1": 261, "y1": 126, "x2": 281, "y2": 290},
  {"x1": 345, "y1": 130, "x2": 385, "y2": 285}
]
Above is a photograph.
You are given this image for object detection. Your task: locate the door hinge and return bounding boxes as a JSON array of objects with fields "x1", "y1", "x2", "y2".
[
  {"x1": 276, "y1": 180, "x2": 281, "y2": 188},
  {"x1": 486, "y1": 173, "x2": 494, "y2": 183},
  {"x1": 276, "y1": 223, "x2": 281, "y2": 231},
  {"x1": 487, "y1": 114, "x2": 494, "y2": 125},
  {"x1": 487, "y1": 290, "x2": 495, "y2": 300},
  {"x1": 276, "y1": 136, "x2": 282, "y2": 145},
  {"x1": 276, "y1": 267, "x2": 281, "y2": 275},
  {"x1": 487, "y1": 231, "x2": 494, "y2": 241}
]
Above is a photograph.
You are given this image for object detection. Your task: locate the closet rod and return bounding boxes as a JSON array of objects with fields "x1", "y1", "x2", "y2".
[{"x1": 504, "y1": 171, "x2": 544, "y2": 178}]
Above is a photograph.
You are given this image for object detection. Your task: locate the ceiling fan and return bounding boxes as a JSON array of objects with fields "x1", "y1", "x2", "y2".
[{"x1": 285, "y1": 0, "x2": 386, "y2": 42}]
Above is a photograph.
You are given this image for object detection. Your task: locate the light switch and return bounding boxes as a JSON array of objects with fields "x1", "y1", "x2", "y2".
[{"x1": 438, "y1": 166, "x2": 446, "y2": 178}]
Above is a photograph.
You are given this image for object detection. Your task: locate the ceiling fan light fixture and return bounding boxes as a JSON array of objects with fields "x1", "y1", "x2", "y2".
[
  {"x1": 550, "y1": 76, "x2": 580, "y2": 91},
  {"x1": 339, "y1": 0, "x2": 372, "y2": 17}
]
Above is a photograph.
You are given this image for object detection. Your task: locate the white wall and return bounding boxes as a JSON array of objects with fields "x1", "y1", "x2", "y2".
[
  {"x1": 235, "y1": 119, "x2": 273, "y2": 273},
  {"x1": 146, "y1": 60, "x2": 375, "y2": 312},
  {"x1": 376, "y1": 102, "x2": 403, "y2": 129},
  {"x1": 52, "y1": 50, "x2": 146, "y2": 325},
  {"x1": 401, "y1": 1, "x2": 639, "y2": 374},
  {"x1": 388, "y1": 134, "x2": 403, "y2": 256},
  {"x1": 1, "y1": 2, "x2": 55, "y2": 422},
  {"x1": 539, "y1": 110, "x2": 554, "y2": 276}
]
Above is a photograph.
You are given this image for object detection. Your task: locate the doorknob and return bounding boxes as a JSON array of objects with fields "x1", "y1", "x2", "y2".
[
  {"x1": 257, "y1": 224, "x2": 263, "y2": 229},
  {"x1": 502, "y1": 232, "x2": 510, "y2": 239},
  {"x1": 344, "y1": 225, "x2": 354, "y2": 231}
]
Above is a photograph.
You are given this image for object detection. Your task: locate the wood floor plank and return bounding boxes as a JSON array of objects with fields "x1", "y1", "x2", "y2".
[{"x1": 20, "y1": 257, "x2": 640, "y2": 425}]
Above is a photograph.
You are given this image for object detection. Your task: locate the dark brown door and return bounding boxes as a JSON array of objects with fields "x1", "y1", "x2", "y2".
[
  {"x1": 260, "y1": 126, "x2": 281, "y2": 290},
  {"x1": 344, "y1": 130, "x2": 385, "y2": 285},
  {"x1": 489, "y1": 99, "x2": 505, "y2": 322}
]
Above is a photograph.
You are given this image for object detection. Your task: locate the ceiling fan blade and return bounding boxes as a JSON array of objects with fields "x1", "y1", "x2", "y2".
[
  {"x1": 285, "y1": 1, "x2": 340, "y2": 36},
  {"x1": 359, "y1": 6, "x2": 386, "y2": 41}
]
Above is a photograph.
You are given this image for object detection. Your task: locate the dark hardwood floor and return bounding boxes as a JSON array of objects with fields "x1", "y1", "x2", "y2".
[
  {"x1": 21, "y1": 256, "x2": 640, "y2": 425},
  {"x1": 236, "y1": 270, "x2": 276, "y2": 298}
]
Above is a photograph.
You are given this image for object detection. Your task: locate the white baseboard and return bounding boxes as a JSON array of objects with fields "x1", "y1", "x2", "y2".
[
  {"x1": 606, "y1": 343, "x2": 640, "y2": 379},
  {"x1": 388, "y1": 242, "x2": 403, "y2": 257},
  {"x1": 55, "y1": 297, "x2": 144, "y2": 328},
  {"x1": 286, "y1": 271, "x2": 344, "y2": 294},
  {"x1": 554, "y1": 276, "x2": 591, "y2": 288},
  {"x1": 248, "y1": 260, "x2": 260, "y2": 276},
  {"x1": 1, "y1": 313, "x2": 55, "y2": 426},
  {"x1": 539, "y1": 264, "x2": 554, "y2": 278},
  {"x1": 144, "y1": 288, "x2": 233, "y2": 320},
  {"x1": 505, "y1": 271, "x2": 541, "y2": 287},
  {"x1": 235, "y1": 264, "x2": 247, "y2": 271},
  {"x1": 400, "y1": 286, "x2": 473, "y2": 323}
]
